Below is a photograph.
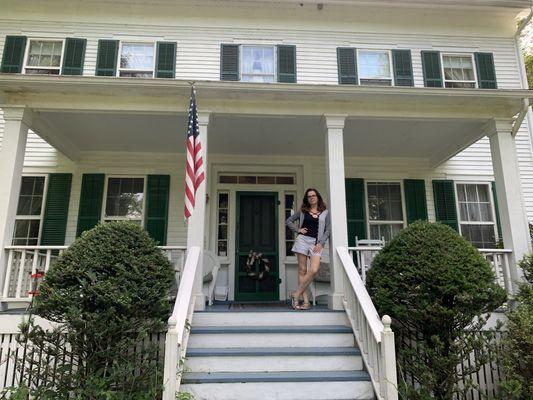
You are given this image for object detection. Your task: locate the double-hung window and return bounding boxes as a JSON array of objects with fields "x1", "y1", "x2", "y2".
[
  {"x1": 24, "y1": 39, "x2": 64, "y2": 75},
  {"x1": 456, "y1": 183, "x2": 496, "y2": 248},
  {"x1": 119, "y1": 42, "x2": 155, "y2": 78},
  {"x1": 442, "y1": 53, "x2": 477, "y2": 88},
  {"x1": 366, "y1": 182, "x2": 405, "y2": 242},
  {"x1": 241, "y1": 45, "x2": 276, "y2": 83},
  {"x1": 12, "y1": 176, "x2": 47, "y2": 245},
  {"x1": 103, "y1": 177, "x2": 146, "y2": 224},
  {"x1": 358, "y1": 50, "x2": 393, "y2": 86}
]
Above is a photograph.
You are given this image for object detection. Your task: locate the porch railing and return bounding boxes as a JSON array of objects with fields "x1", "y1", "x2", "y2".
[
  {"x1": 2, "y1": 245, "x2": 187, "y2": 303},
  {"x1": 337, "y1": 246, "x2": 398, "y2": 400},
  {"x1": 162, "y1": 246, "x2": 201, "y2": 400},
  {"x1": 348, "y1": 246, "x2": 514, "y2": 295}
]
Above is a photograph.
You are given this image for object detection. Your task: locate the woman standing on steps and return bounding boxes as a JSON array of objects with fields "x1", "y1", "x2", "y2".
[{"x1": 285, "y1": 188, "x2": 331, "y2": 310}]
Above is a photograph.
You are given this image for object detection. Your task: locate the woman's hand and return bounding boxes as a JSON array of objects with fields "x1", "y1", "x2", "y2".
[
  {"x1": 298, "y1": 228, "x2": 308, "y2": 234},
  {"x1": 313, "y1": 243, "x2": 323, "y2": 253}
]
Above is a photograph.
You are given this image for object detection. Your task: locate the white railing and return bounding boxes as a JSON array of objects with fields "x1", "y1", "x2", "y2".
[
  {"x1": 348, "y1": 245, "x2": 515, "y2": 295},
  {"x1": 162, "y1": 246, "x2": 201, "y2": 400},
  {"x1": 337, "y1": 246, "x2": 398, "y2": 400},
  {"x1": 2, "y1": 245, "x2": 187, "y2": 303}
]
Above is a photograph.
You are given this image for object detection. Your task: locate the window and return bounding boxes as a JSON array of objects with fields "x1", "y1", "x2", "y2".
[
  {"x1": 442, "y1": 54, "x2": 476, "y2": 88},
  {"x1": 119, "y1": 42, "x2": 155, "y2": 77},
  {"x1": 24, "y1": 39, "x2": 63, "y2": 75},
  {"x1": 284, "y1": 193, "x2": 296, "y2": 256},
  {"x1": 12, "y1": 176, "x2": 47, "y2": 245},
  {"x1": 241, "y1": 45, "x2": 275, "y2": 83},
  {"x1": 457, "y1": 183, "x2": 496, "y2": 248},
  {"x1": 358, "y1": 50, "x2": 392, "y2": 86},
  {"x1": 366, "y1": 182, "x2": 405, "y2": 242},
  {"x1": 216, "y1": 193, "x2": 229, "y2": 257},
  {"x1": 103, "y1": 177, "x2": 145, "y2": 224},
  {"x1": 219, "y1": 175, "x2": 295, "y2": 185}
]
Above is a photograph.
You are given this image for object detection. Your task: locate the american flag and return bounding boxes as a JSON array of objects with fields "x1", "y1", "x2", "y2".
[{"x1": 184, "y1": 86, "x2": 204, "y2": 219}]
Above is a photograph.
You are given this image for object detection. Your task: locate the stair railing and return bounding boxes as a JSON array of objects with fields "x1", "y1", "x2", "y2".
[
  {"x1": 336, "y1": 246, "x2": 398, "y2": 400},
  {"x1": 162, "y1": 246, "x2": 201, "y2": 400}
]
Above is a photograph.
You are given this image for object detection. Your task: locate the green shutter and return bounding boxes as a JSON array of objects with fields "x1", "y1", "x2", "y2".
[
  {"x1": 392, "y1": 49, "x2": 414, "y2": 87},
  {"x1": 1, "y1": 36, "x2": 27, "y2": 73},
  {"x1": 155, "y1": 42, "x2": 176, "y2": 78},
  {"x1": 95, "y1": 40, "x2": 118, "y2": 76},
  {"x1": 61, "y1": 38, "x2": 86, "y2": 75},
  {"x1": 337, "y1": 48, "x2": 357, "y2": 85},
  {"x1": 220, "y1": 44, "x2": 239, "y2": 81},
  {"x1": 432, "y1": 180, "x2": 458, "y2": 231},
  {"x1": 145, "y1": 175, "x2": 170, "y2": 245},
  {"x1": 491, "y1": 182, "x2": 503, "y2": 241},
  {"x1": 345, "y1": 178, "x2": 366, "y2": 245},
  {"x1": 421, "y1": 51, "x2": 443, "y2": 88},
  {"x1": 277, "y1": 45, "x2": 296, "y2": 83},
  {"x1": 404, "y1": 179, "x2": 428, "y2": 224},
  {"x1": 76, "y1": 174, "x2": 105, "y2": 236},
  {"x1": 475, "y1": 52, "x2": 497, "y2": 89},
  {"x1": 40, "y1": 174, "x2": 72, "y2": 246}
]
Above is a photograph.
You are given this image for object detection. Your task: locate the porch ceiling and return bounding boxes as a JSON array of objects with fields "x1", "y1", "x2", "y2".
[{"x1": 0, "y1": 76, "x2": 530, "y2": 165}]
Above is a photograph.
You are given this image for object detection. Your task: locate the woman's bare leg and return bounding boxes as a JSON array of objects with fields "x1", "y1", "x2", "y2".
[
  {"x1": 294, "y1": 255, "x2": 321, "y2": 299},
  {"x1": 296, "y1": 254, "x2": 310, "y2": 305}
]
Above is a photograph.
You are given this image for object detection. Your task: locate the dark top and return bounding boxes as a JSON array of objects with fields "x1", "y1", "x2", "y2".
[{"x1": 301, "y1": 212, "x2": 319, "y2": 239}]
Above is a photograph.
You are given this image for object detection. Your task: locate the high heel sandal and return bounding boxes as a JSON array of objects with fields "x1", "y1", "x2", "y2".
[
  {"x1": 299, "y1": 302, "x2": 311, "y2": 310},
  {"x1": 289, "y1": 292, "x2": 300, "y2": 310}
]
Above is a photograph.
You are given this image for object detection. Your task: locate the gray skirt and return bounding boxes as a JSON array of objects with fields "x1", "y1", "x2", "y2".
[{"x1": 291, "y1": 234, "x2": 322, "y2": 257}]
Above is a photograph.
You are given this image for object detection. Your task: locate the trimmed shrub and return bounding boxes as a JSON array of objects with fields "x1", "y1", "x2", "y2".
[
  {"x1": 7, "y1": 222, "x2": 174, "y2": 399},
  {"x1": 499, "y1": 253, "x2": 533, "y2": 399},
  {"x1": 366, "y1": 221, "x2": 506, "y2": 400}
]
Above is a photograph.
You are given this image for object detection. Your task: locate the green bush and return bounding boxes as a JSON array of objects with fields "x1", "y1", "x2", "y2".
[
  {"x1": 366, "y1": 221, "x2": 506, "y2": 400},
  {"x1": 7, "y1": 222, "x2": 174, "y2": 399},
  {"x1": 499, "y1": 253, "x2": 533, "y2": 399}
]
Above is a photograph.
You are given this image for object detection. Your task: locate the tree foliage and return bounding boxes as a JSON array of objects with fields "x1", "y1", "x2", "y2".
[
  {"x1": 2, "y1": 222, "x2": 174, "y2": 399},
  {"x1": 525, "y1": 53, "x2": 533, "y2": 89},
  {"x1": 366, "y1": 221, "x2": 506, "y2": 400}
]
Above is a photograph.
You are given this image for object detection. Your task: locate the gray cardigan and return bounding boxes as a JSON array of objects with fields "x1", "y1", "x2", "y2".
[{"x1": 285, "y1": 209, "x2": 331, "y2": 246}]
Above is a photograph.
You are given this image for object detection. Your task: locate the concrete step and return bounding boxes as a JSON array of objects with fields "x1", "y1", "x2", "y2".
[
  {"x1": 180, "y1": 371, "x2": 374, "y2": 400},
  {"x1": 185, "y1": 347, "x2": 363, "y2": 372},
  {"x1": 187, "y1": 325, "x2": 355, "y2": 348},
  {"x1": 192, "y1": 310, "x2": 348, "y2": 327}
]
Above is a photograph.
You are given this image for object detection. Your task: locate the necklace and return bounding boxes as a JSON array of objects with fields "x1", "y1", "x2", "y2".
[{"x1": 309, "y1": 210, "x2": 321, "y2": 218}]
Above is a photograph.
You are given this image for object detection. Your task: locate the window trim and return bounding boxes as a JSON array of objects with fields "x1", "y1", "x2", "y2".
[
  {"x1": 22, "y1": 38, "x2": 65, "y2": 75},
  {"x1": 101, "y1": 175, "x2": 147, "y2": 223},
  {"x1": 117, "y1": 41, "x2": 156, "y2": 78},
  {"x1": 239, "y1": 44, "x2": 277, "y2": 82},
  {"x1": 356, "y1": 49, "x2": 394, "y2": 86},
  {"x1": 440, "y1": 52, "x2": 478, "y2": 89},
  {"x1": 13, "y1": 174, "x2": 49, "y2": 245},
  {"x1": 364, "y1": 180, "x2": 407, "y2": 241},
  {"x1": 454, "y1": 181, "x2": 499, "y2": 246},
  {"x1": 216, "y1": 191, "x2": 230, "y2": 257}
]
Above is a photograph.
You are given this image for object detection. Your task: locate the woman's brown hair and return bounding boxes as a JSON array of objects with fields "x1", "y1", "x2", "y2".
[{"x1": 300, "y1": 188, "x2": 327, "y2": 213}]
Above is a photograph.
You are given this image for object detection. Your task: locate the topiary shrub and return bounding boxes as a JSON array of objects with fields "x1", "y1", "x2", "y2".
[
  {"x1": 366, "y1": 221, "x2": 506, "y2": 400},
  {"x1": 499, "y1": 253, "x2": 533, "y2": 399},
  {"x1": 7, "y1": 221, "x2": 174, "y2": 399}
]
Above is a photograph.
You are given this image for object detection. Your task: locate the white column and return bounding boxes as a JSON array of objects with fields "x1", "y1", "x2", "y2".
[
  {"x1": 324, "y1": 114, "x2": 348, "y2": 310},
  {"x1": 488, "y1": 118, "x2": 532, "y2": 291},
  {"x1": 187, "y1": 111, "x2": 211, "y2": 311},
  {"x1": 0, "y1": 107, "x2": 30, "y2": 304}
]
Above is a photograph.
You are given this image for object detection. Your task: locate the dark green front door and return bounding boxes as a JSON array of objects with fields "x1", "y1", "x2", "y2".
[{"x1": 235, "y1": 192, "x2": 279, "y2": 301}]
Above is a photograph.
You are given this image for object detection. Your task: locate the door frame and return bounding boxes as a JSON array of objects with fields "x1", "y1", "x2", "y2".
[{"x1": 234, "y1": 191, "x2": 279, "y2": 301}]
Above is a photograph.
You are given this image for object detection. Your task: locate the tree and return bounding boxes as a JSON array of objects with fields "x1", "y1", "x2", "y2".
[
  {"x1": 366, "y1": 221, "x2": 507, "y2": 400},
  {"x1": 525, "y1": 53, "x2": 533, "y2": 89},
  {"x1": 3, "y1": 222, "x2": 174, "y2": 399}
]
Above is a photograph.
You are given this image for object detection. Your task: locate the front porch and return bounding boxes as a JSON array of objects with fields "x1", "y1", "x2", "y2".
[{"x1": 0, "y1": 76, "x2": 532, "y2": 313}]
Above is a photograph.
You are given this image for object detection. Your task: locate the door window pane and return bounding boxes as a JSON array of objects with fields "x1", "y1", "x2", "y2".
[{"x1": 104, "y1": 178, "x2": 144, "y2": 220}]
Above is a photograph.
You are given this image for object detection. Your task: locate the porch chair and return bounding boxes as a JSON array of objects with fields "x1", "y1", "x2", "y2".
[
  {"x1": 202, "y1": 250, "x2": 221, "y2": 306},
  {"x1": 355, "y1": 236, "x2": 385, "y2": 283}
]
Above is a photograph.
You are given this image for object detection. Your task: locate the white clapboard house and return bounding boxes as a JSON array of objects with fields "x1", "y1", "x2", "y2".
[{"x1": 0, "y1": 1, "x2": 532, "y2": 399}]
